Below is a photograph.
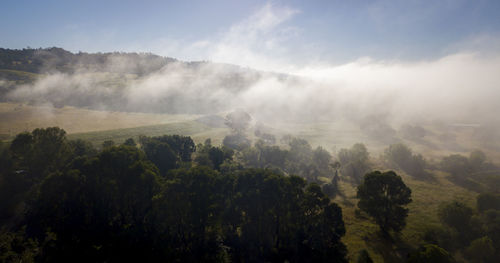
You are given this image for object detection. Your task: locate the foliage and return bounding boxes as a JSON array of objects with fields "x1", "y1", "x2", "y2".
[
  {"x1": 25, "y1": 145, "x2": 162, "y2": 262},
  {"x1": 140, "y1": 138, "x2": 178, "y2": 175},
  {"x1": 224, "y1": 109, "x2": 252, "y2": 133},
  {"x1": 384, "y1": 143, "x2": 427, "y2": 179},
  {"x1": 422, "y1": 225, "x2": 457, "y2": 252},
  {"x1": 477, "y1": 193, "x2": 500, "y2": 212},
  {"x1": 194, "y1": 139, "x2": 234, "y2": 170},
  {"x1": 240, "y1": 139, "x2": 288, "y2": 171},
  {"x1": 437, "y1": 201, "x2": 474, "y2": 232},
  {"x1": 102, "y1": 140, "x2": 115, "y2": 149},
  {"x1": 357, "y1": 171, "x2": 412, "y2": 235},
  {"x1": 0, "y1": 230, "x2": 37, "y2": 263},
  {"x1": 469, "y1": 150, "x2": 487, "y2": 172},
  {"x1": 337, "y1": 143, "x2": 370, "y2": 184},
  {"x1": 464, "y1": 236, "x2": 496, "y2": 263},
  {"x1": 123, "y1": 137, "x2": 136, "y2": 147},
  {"x1": 139, "y1": 134, "x2": 196, "y2": 174},
  {"x1": 0, "y1": 128, "x2": 349, "y2": 262},
  {"x1": 0, "y1": 47, "x2": 176, "y2": 74},
  {"x1": 222, "y1": 133, "x2": 251, "y2": 151},
  {"x1": 407, "y1": 244, "x2": 454, "y2": 263},
  {"x1": 440, "y1": 154, "x2": 470, "y2": 177}
]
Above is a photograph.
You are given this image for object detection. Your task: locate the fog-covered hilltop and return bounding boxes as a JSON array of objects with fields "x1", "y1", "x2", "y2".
[{"x1": 0, "y1": 47, "x2": 298, "y2": 116}]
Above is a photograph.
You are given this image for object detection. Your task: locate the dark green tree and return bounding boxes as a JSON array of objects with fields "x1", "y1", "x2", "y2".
[
  {"x1": 437, "y1": 201, "x2": 478, "y2": 246},
  {"x1": 477, "y1": 193, "x2": 500, "y2": 212},
  {"x1": 68, "y1": 139, "x2": 97, "y2": 157},
  {"x1": 194, "y1": 139, "x2": 234, "y2": 171},
  {"x1": 123, "y1": 138, "x2": 136, "y2": 147},
  {"x1": 102, "y1": 140, "x2": 115, "y2": 149},
  {"x1": 149, "y1": 166, "x2": 226, "y2": 261},
  {"x1": 438, "y1": 201, "x2": 474, "y2": 231},
  {"x1": 140, "y1": 139, "x2": 178, "y2": 175},
  {"x1": 10, "y1": 127, "x2": 70, "y2": 182},
  {"x1": 357, "y1": 171, "x2": 412, "y2": 236}
]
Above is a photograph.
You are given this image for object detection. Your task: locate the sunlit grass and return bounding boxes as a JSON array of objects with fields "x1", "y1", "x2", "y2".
[{"x1": 335, "y1": 169, "x2": 477, "y2": 263}]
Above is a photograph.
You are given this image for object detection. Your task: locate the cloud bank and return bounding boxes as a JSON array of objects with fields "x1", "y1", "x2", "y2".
[{"x1": 4, "y1": 3, "x2": 500, "y2": 128}]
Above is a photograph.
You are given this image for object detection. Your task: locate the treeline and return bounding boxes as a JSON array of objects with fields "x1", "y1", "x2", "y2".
[
  {"x1": 1, "y1": 126, "x2": 500, "y2": 262},
  {"x1": 0, "y1": 47, "x2": 176, "y2": 75},
  {"x1": 0, "y1": 127, "x2": 347, "y2": 262}
]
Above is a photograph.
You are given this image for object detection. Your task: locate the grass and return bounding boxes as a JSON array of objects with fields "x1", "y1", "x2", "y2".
[
  {"x1": 335, "y1": 169, "x2": 477, "y2": 263},
  {"x1": 0, "y1": 102, "x2": 202, "y2": 138},
  {"x1": 68, "y1": 121, "x2": 230, "y2": 147},
  {"x1": 0, "y1": 69, "x2": 40, "y2": 83}
]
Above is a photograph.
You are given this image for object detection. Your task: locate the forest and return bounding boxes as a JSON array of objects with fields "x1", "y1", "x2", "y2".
[{"x1": 1, "y1": 123, "x2": 499, "y2": 263}]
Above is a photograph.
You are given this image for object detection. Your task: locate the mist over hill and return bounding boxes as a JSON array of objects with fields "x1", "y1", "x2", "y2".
[
  {"x1": 0, "y1": 47, "x2": 296, "y2": 116},
  {"x1": 2, "y1": 47, "x2": 500, "y2": 131}
]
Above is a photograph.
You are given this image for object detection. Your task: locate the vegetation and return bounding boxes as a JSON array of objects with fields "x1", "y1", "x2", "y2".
[
  {"x1": 1, "y1": 125, "x2": 499, "y2": 262},
  {"x1": 337, "y1": 143, "x2": 371, "y2": 184},
  {"x1": 407, "y1": 244, "x2": 454, "y2": 263},
  {"x1": 384, "y1": 143, "x2": 428, "y2": 179},
  {"x1": 0, "y1": 127, "x2": 348, "y2": 262},
  {"x1": 357, "y1": 171, "x2": 412, "y2": 236}
]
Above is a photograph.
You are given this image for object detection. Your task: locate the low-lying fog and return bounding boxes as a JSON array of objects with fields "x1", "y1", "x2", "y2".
[{"x1": 3, "y1": 4, "x2": 500, "y2": 147}]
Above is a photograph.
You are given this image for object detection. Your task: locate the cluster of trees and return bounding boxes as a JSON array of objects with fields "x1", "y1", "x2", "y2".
[
  {"x1": 384, "y1": 143, "x2": 428, "y2": 179},
  {"x1": 337, "y1": 143, "x2": 371, "y2": 184},
  {"x1": 423, "y1": 193, "x2": 500, "y2": 262},
  {"x1": 223, "y1": 133, "x2": 341, "y2": 197},
  {"x1": 440, "y1": 150, "x2": 488, "y2": 179},
  {"x1": 439, "y1": 150, "x2": 500, "y2": 192},
  {"x1": 0, "y1": 127, "x2": 348, "y2": 262},
  {"x1": 222, "y1": 112, "x2": 340, "y2": 190},
  {"x1": 2, "y1": 125, "x2": 498, "y2": 262}
]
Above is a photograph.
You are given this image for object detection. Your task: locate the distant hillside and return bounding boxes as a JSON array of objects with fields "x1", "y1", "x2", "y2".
[
  {"x1": 0, "y1": 47, "x2": 178, "y2": 75},
  {"x1": 0, "y1": 47, "x2": 294, "y2": 114}
]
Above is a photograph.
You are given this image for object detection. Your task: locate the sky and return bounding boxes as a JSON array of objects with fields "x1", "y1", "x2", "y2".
[{"x1": 2, "y1": 0, "x2": 500, "y2": 71}]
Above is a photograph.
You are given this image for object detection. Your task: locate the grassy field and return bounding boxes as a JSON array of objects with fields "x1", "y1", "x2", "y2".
[
  {"x1": 0, "y1": 102, "x2": 201, "y2": 139},
  {"x1": 336, "y1": 169, "x2": 477, "y2": 263},
  {"x1": 0, "y1": 69, "x2": 40, "y2": 83},
  {"x1": 68, "y1": 121, "x2": 230, "y2": 147}
]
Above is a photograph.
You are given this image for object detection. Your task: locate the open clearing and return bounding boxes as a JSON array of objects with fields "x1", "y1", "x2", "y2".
[{"x1": 0, "y1": 102, "x2": 199, "y2": 138}]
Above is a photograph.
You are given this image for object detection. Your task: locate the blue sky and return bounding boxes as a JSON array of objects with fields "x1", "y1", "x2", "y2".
[{"x1": 2, "y1": 0, "x2": 500, "y2": 67}]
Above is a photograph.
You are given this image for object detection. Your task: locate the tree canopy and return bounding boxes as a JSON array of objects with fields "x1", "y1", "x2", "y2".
[{"x1": 357, "y1": 170, "x2": 412, "y2": 235}]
